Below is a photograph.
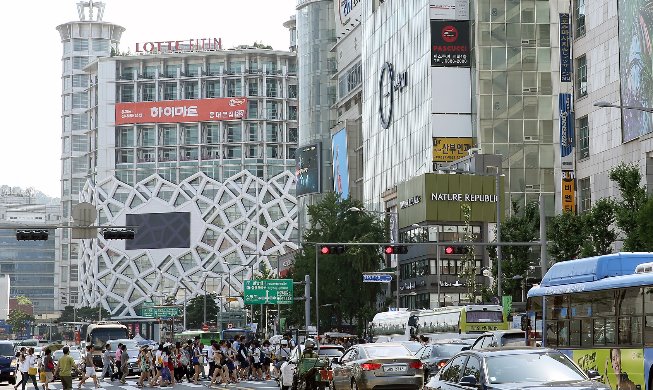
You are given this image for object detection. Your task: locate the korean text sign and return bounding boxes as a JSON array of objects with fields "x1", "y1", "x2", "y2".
[{"x1": 115, "y1": 97, "x2": 248, "y2": 125}]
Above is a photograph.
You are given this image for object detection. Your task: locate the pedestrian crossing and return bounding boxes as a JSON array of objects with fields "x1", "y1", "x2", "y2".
[{"x1": 38, "y1": 378, "x2": 278, "y2": 390}]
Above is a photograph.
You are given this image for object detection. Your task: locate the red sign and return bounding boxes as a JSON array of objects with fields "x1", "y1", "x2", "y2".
[
  {"x1": 115, "y1": 98, "x2": 248, "y2": 125},
  {"x1": 202, "y1": 324, "x2": 209, "y2": 331},
  {"x1": 135, "y1": 323, "x2": 141, "y2": 335}
]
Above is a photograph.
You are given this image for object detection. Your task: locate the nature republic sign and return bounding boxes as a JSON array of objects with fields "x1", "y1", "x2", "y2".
[{"x1": 397, "y1": 173, "x2": 504, "y2": 228}]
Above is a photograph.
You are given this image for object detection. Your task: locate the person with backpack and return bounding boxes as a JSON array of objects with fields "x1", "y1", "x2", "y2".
[
  {"x1": 41, "y1": 348, "x2": 55, "y2": 390},
  {"x1": 237, "y1": 341, "x2": 249, "y2": 381}
]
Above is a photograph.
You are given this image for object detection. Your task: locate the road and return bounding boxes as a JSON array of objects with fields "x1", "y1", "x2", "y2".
[{"x1": 8, "y1": 376, "x2": 280, "y2": 390}]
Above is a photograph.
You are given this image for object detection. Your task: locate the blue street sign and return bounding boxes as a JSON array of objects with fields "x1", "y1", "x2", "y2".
[{"x1": 362, "y1": 274, "x2": 393, "y2": 283}]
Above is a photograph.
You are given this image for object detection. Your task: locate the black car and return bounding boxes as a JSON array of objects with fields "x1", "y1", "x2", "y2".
[
  {"x1": 0, "y1": 341, "x2": 17, "y2": 385},
  {"x1": 424, "y1": 347, "x2": 609, "y2": 390},
  {"x1": 415, "y1": 341, "x2": 470, "y2": 379},
  {"x1": 470, "y1": 329, "x2": 526, "y2": 350}
]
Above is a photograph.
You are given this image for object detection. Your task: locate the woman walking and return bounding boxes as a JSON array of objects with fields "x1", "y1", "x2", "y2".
[
  {"x1": 41, "y1": 348, "x2": 55, "y2": 390},
  {"x1": 21, "y1": 348, "x2": 39, "y2": 390},
  {"x1": 136, "y1": 346, "x2": 150, "y2": 388}
]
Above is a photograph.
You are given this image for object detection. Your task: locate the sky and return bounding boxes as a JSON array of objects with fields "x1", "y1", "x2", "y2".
[{"x1": 0, "y1": 0, "x2": 296, "y2": 198}]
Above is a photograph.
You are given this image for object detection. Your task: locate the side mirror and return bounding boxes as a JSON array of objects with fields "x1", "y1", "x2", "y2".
[
  {"x1": 587, "y1": 370, "x2": 602, "y2": 381},
  {"x1": 459, "y1": 375, "x2": 477, "y2": 387}
]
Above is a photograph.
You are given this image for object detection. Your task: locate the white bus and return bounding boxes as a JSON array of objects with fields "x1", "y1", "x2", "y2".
[{"x1": 85, "y1": 322, "x2": 129, "y2": 350}]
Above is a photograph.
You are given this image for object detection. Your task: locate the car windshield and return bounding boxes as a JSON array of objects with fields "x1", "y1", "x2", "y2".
[
  {"x1": 396, "y1": 341, "x2": 422, "y2": 354},
  {"x1": 501, "y1": 333, "x2": 525, "y2": 346},
  {"x1": 318, "y1": 347, "x2": 343, "y2": 357},
  {"x1": 0, "y1": 344, "x2": 13, "y2": 356},
  {"x1": 363, "y1": 345, "x2": 411, "y2": 358},
  {"x1": 432, "y1": 344, "x2": 467, "y2": 357},
  {"x1": 486, "y1": 352, "x2": 586, "y2": 384},
  {"x1": 466, "y1": 310, "x2": 503, "y2": 323},
  {"x1": 53, "y1": 350, "x2": 82, "y2": 361}
]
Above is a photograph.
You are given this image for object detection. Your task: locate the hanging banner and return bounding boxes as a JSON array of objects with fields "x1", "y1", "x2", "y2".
[
  {"x1": 562, "y1": 171, "x2": 576, "y2": 214},
  {"x1": 559, "y1": 13, "x2": 572, "y2": 82},
  {"x1": 559, "y1": 93, "x2": 575, "y2": 170}
]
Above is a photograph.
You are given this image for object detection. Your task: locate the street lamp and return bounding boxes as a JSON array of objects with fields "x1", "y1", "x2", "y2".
[{"x1": 593, "y1": 101, "x2": 653, "y2": 113}]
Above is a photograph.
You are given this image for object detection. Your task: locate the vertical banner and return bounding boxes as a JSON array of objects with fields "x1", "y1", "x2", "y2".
[
  {"x1": 559, "y1": 13, "x2": 572, "y2": 82},
  {"x1": 559, "y1": 93, "x2": 575, "y2": 170},
  {"x1": 562, "y1": 171, "x2": 576, "y2": 214},
  {"x1": 332, "y1": 129, "x2": 350, "y2": 199}
]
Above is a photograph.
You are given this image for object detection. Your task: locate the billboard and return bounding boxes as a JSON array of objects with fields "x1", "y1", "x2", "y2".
[
  {"x1": 561, "y1": 171, "x2": 575, "y2": 214},
  {"x1": 429, "y1": 0, "x2": 469, "y2": 20},
  {"x1": 332, "y1": 129, "x2": 350, "y2": 199},
  {"x1": 115, "y1": 98, "x2": 248, "y2": 125},
  {"x1": 430, "y1": 20, "x2": 470, "y2": 67},
  {"x1": 571, "y1": 349, "x2": 644, "y2": 390},
  {"x1": 125, "y1": 212, "x2": 191, "y2": 250},
  {"x1": 559, "y1": 14, "x2": 572, "y2": 82},
  {"x1": 432, "y1": 137, "x2": 473, "y2": 163},
  {"x1": 559, "y1": 93, "x2": 575, "y2": 170},
  {"x1": 295, "y1": 143, "x2": 321, "y2": 196},
  {"x1": 618, "y1": 0, "x2": 653, "y2": 142}
]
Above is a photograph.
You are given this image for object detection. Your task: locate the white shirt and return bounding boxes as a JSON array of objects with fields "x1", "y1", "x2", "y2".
[
  {"x1": 207, "y1": 347, "x2": 214, "y2": 363},
  {"x1": 280, "y1": 361, "x2": 294, "y2": 386},
  {"x1": 19, "y1": 354, "x2": 35, "y2": 372}
]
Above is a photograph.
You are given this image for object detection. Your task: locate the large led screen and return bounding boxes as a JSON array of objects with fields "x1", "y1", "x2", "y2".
[
  {"x1": 295, "y1": 143, "x2": 321, "y2": 196},
  {"x1": 618, "y1": 0, "x2": 653, "y2": 142},
  {"x1": 125, "y1": 212, "x2": 191, "y2": 250}
]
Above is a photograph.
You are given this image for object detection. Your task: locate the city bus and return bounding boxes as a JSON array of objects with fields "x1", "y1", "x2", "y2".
[
  {"x1": 526, "y1": 252, "x2": 653, "y2": 390},
  {"x1": 173, "y1": 330, "x2": 221, "y2": 345},
  {"x1": 85, "y1": 322, "x2": 129, "y2": 349},
  {"x1": 371, "y1": 305, "x2": 508, "y2": 340}
]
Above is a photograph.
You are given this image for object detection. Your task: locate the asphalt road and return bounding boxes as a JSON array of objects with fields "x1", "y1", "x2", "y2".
[{"x1": 7, "y1": 376, "x2": 280, "y2": 390}]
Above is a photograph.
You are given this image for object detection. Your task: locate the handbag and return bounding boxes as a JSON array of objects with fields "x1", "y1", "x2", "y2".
[
  {"x1": 39, "y1": 371, "x2": 47, "y2": 383},
  {"x1": 28, "y1": 366, "x2": 38, "y2": 376}
]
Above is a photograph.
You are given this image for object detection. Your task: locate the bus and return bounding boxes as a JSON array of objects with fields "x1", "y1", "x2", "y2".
[
  {"x1": 173, "y1": 330, "x2": 221, "y2": 346},
  {"x1": 85, "y1": 322, "x2": 129, "y2": 350},
  {"x1": 371, "y1": 305, "x2": 508, "y2": 340},
  {"x1": 526, "y1": 252, "x2": 653, "y2": 390}
]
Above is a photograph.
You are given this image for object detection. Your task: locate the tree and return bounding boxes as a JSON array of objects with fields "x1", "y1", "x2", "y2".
[
  {"x1": 491, "y1": 201, "x2": 540, "y2": 296},
  {"x1": 547, "y1": 211, "x2": 584, "y2": 262},
  {"x1": 580, "y1": 198, "x2": 616, "y2": 257},
  {"x1": 185, "y1": 293, "x2": 219, "y2": 329},
  {"x1": 16, "y1": 296, "x2": 32, "y2": 305},
  {"x1": 459, "y1": 204, "x2": 478, "y2": 302},
  {"x1": 636, "y1": 196, "x2": 653, "y2": 251},
  {"x1": 8, "y1": 309, "x2": 34, "y2": 336},
  {"x1": 288, "y1": 193, "x2": 387, "y2": 334},
  {"x1": 58, "y1": 306, "x2": 112, "y2": 322},
  {"x1": 609, "y1": 162, "x2": 648, "y2": 250}
]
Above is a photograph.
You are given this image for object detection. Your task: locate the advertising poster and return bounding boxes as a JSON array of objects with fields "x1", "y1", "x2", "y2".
[
  {"x1": 559, "y1": 13, "x2": 572, "y2": 82},
  {"x1": 115, "y1": 98, "x2": 248, "y2": 125},
  {"x1": 572, "y1": 349, "x2": 644, "y2": 390},
  {"x1": 618, "y1": 0, "x2": 653, "y2": 142},
  {"x1": 430, "y1": 20, "x2": 471, "y2": 67},
  {"x1": 295, "y1": 143, "x2": 321, "y2": 196},
  {"x1": 559, "y1": 93, "x2": 575, "y2": 170},
  {"x1": 331, "y1": 129, "x2": 350, "y2": 199},
  {"x1": 432, "y1": 137, "x2": 473, "y2": 163},
  {"x1": 429, "y1": 0, "x2": 469, "y2": 20},
  {"x1": 561, "y1": 171, "x2": 576, "y2": 214}
]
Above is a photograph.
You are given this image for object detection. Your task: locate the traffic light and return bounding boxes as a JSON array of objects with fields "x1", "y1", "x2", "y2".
[
  {"x1": 319, "y1": 245, "x2": 346, "y2": 255},
  {"x1": 383, "y1": 245, "x2": 408, "y2": 255},
  {"x1": 16, "y1": 229, "x2": 49, "y2": 241},
  {"x1": 444, "y1": 245, "x2": 469, "y2": 255},
  {"x1": 102, "y1": 228, "x2": 135, "y2": 240}
]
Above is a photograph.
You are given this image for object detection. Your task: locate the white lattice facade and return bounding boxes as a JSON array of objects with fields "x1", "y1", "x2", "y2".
[{"x1": 79, "y1": 170, "x2": 298, "y2": 316}]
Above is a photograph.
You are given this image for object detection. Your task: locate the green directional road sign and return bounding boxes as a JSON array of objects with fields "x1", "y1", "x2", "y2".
[
  {"x1": 141, "y1": 306, "x2": 181, "y2": 318},
  {"x1": 244, "y1": 279, "x2": 293, "y2": 305}
]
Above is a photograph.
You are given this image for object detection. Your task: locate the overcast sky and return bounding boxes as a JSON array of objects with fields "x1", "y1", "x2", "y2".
[{"x1": 0, "y1": 0, "x2": 296, "y2": 197}]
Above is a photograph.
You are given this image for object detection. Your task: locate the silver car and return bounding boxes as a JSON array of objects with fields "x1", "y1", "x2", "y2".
[{"x1": 331, "y1": 343, "x2": 423, "y2": 390}]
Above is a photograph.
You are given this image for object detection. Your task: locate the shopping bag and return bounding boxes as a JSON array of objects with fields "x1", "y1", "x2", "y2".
[
  {"x1": 28, "y1": 366, "x2": 37, "y2": 376},
  {"x1": 40, "y1": 371, "x2": 46, "y2": 383}
]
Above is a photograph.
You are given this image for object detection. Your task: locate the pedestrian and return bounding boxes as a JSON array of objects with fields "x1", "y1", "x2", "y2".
[
  {"x1": 250, "y1": 341, "x2": 263, "y2": 381},
  {"x1": 14, "y1": 348, "x2": 26, "y2": 390},
  {"x1": 207, "y1": 341, "x2": 216, "y2": 380},
  {"x1": 168, "y1": 345, "x2": 177, "y2": 385},
  {"x1": 279, "y1": 359, "x2": 294, "y2": 390},
  {"x1": 56, "y1": 347, "x2": 75, "y2": 390},
  {"x1": 41, "y1": 348, "x2": 55, "y2": 390},
  {"x1": 261, "y1": 340, "x2": 272, "y2": 380},
  {"x1": 100, "y1": 344, "x2": 113, "y2": 381},
  {"x1": 119, "y1": 345, "x2": 129, "y2": 385},
  {"x1": 21, "y1": 347, "x2": 39, "y2": 390},
  {"x1": 225, "y1": 341, "x2": 238, "y2": 384},
  {"x1": 159, "y1": 346, "x2": 170, "y2": 387},
  {"x1": 111, "y1": 343, "x2": 122, "y2": 381},
  {"x1": 191, "y1": 340, "x2": 202, "y2": 384},
  {"x1": 136, "y1": 347, "x2": 150, "y2": 388},
  {"x1": 78, "y1": 345, "x2": 99, "y2": 389}
]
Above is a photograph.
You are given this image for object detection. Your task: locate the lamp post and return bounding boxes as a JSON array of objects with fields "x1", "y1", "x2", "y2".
[{"x1": 348, "y1": 206, "x2": 400, "y2": 308}]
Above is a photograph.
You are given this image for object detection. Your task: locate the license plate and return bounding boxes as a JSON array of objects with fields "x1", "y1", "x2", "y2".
[{"x1": 383, "y1": 364, "x2": 407, "y2": 373}]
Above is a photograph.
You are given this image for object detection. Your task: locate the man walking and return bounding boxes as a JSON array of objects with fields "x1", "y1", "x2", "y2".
[
  {"x1": 119, "y1": 345, "x2": 129, "y2": 385},
  {"x1": 55, "y1": 347, "x2": 75, "y2": 390},
  {"x1": 100, "y1": 344, "x2": 113, "y2": 381},
  {"x1": 77, "y1": 345, "x2": 99, "y2": 389}
]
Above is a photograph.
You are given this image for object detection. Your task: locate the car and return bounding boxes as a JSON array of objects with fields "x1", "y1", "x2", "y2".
[
  {"x1": 287, "y1": 344, "x2": 345, "y2": 388},
  {"x1": 424, "y1": 347, "x2": 608, "y2": 390},
  {"x1": 388, "y1": 340, "x2": 422, "y2": 355},
  {"x1": 415, "y1": 341, "x2": 471, "y2": 379},
  {"x1": 470, "y1": 329, "x2": 526, "y2": 350},
  {"x1": 52, "y1": 349, "x2": 84, "y2": 379},
  {"x1": 330, "y1": 343, "x2": 423, "y2": 390},
  {"x1": 0, "y1": 341, "x2": 18, "y2": 385}
]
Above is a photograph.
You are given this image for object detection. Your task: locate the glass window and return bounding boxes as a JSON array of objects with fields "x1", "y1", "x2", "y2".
[
  {"x1": 207, "y1": 81, "x2": 221, "y2": 98},
  {"x1": 208, "y1": 62, "x2": 223, "y2": 75},
  {"x1": 142, "y1": 84, "x2": 155, "y2": 101},
  {"x1": 576, "y1": 55, "x2": 587, "y2": 97},
  {"x1": 72, "y1": 57, "x2": 88, "y2": 70},
  {"x1": 72, "y1": 75, "x2": 88, "y2": 88},
  {"x1": 570, "y1": 293, "x2": 592, "y2": 317},
  {"x1": 187, "y1": 63, "x2": 202, "y2": 76},
  {"x1": 165, "y1": 64, "x2": 180, "y2": 78},
  {"x1": 440, "y1": 355, "x2": 467, "y2": 383},
  {"x1": 226, "y1": 79, "x2": 242, "y2": 97},
  {"x1": 575, "y1": 0, "x2": 586, "y2": 37},
  {"x1": 545, "y1": 295, "x2": 569, "y2": 320},
  {"x1": 73, "y1": 39, "x2": 88, "y2": 51},
  {"x1": 617, "y1": 288, "x2": 643, "y2": 316},
  {"x1": 226, "y1": 124, "x2": 242, "y2": 142},
  {"x1": 249, "y1": 81, "x2": 259, "y2": 96},
  {"x1": 73, "y1": 92, "x2": 88, "y2": 108},
  {"x1": 92, "y1": 39, "x2": 109, "y2": 52},
  {"x1": 288, "y1": 128, "x2": 298, "y2": 143},
  {"x1": 182, "y1": 125, "x2": 199, "y2": 144},
  {"x1": 205, "y1": 124, "x2": 220, "y2": 144},
  {"x1": 161, "y1": 127, "x2": 177, "y2": 145},
  {"x1": 578, "y1": 177, "x2": 591, "y2": 213},
  {"x1": 248, "y1": 101, "x2": 259, "y2": 119},
  {"x1": 120, "y1": 85, "x2": 134, "y2": 102},
  {"x1": 163, "y1": 83, "x2": 177, "y2": 100},
  {"x1": 463, "y1": 356, "x2": 481, "y2": 382},
  {"x1": 578, "y1": 116, "x2": 589, "y2": 159},
  {"x1": 184, "y1": 83, "x2": 198, "y2": 99},
  {"x1": 248, "y1": 123, "x2": 259, "y2": 141}
]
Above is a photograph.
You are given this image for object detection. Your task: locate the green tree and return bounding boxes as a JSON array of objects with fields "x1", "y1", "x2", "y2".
[
  {"x1": 16, "y1": 296, "x2": 32, "y2": 305},
  {"x1": 288, "y1": 193, "x2": 387, "y2": 334},
  {"x1": 636, "y1": 196, "x2": 653, "y2": 250},
  {"x1": 185, "y1": 293, "x2": 219, "y2": 329},
  {"x1": 609, "y1": 162, "x2": 647, "y2": 250},
  {"x1": 547, "y1": 211, "x2": 584, "y2": 262},
  {"x1": 8, "y1": 309, "x2": 34, "y2": 335},
  {"x1": 459, "y1": 204, "x2": 478, "y2": 302},
  {"x1": 491, "y1": 202, "x2": 540, "y2": 295},
  {"x1": 57, "y1": 306, "x2": 111, "y2": 322},
  {"x1": 580, "y1": 198, "x2": 616, "y2": 257}
]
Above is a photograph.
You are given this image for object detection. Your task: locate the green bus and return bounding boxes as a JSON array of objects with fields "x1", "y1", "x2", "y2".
[{"x1": 173, "y1": 330, "x2": 221, "y2": 345}]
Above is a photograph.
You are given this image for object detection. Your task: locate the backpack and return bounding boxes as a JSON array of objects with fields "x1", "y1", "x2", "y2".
[
  {"x1": 180, "y1": 350, "x2": 189, "y2": 366},
  {"x1": 46, "y1": 357, "x2": 54, "y2": 370}
]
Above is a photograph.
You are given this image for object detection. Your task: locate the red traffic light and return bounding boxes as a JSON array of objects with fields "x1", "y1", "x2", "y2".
[
  {"x1": 319, "y1": 245, "x2": 346, "y2": 255},
  {"x1": 383, "y1": 245, "x2": 408, "y2": 255},
  {"x1": 384, "y1": 246, "x2": 394, "y2": 254},
  {"x1": 444, "y1": 246, "x2": 469, "y2": 255},
  {"x1": 321, "y1": 246, "x2": 331, "y2": 254},
  {"x1": 445, "y1": 246, "x2": 455, "y2": 255}
]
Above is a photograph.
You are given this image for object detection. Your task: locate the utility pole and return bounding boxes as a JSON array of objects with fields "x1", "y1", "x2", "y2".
[{"x1": 304, "y1": 274, "x2": 311, "y2": 338}]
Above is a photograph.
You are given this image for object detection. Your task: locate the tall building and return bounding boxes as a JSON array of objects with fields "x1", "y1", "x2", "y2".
[
  {"x1": 77, "y1": 46, "x2": 299, "y2": 316},
  {"x1": 295, "y1": 0, "x2": 337, "y2": 229},
  {"x1": 0, "y1": 187, "x2": 61, "y2": 315},
  {"x1": 571, "y1": 0, "x2": 653, "y2": 218},
  {"x1": 56, "y1": 1, "x2": 125, "y2": 310}
]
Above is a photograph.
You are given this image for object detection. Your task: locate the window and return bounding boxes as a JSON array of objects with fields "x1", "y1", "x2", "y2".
[
  {"x1": 226, "y1": 124, "x2": 242, "y2": 142},
  {"x1": 187, "y1": 63, "x2": 202, "y2": 76},
  {"x1": 117, "y1": 128, "x2": 134, "y2": 147},
  {"x1": 266, "y1": 80, "x2": 278, "y2": 97},
  {"x1": 578, "y1": 177, "x2": 591, "y2": 212},
  {"x1": 163, "y1": 83, "x2": 177, "y2": 100},
  {"x1": 73, "y1": 92, "x2": 88, "y2": 108},
  {"x1": 208, "y1": 62, "x2": 223, "y2": 76},
  {"x1": 266, "y1": 123, "x2": 279, "y2": 142},
  {"x1": 121, "y1": 67, "x2": 136, "y2": 80},
  {"x1": 226, "y1": 79, "x2": 242, "y2": 97},
  {"x1": 184, "y1": 83, "x2": 198, "y2": 99},
  {"x1": 576, "y1": 55, "x2": 587, "y2": 97},
  {"x1": 72, "y1": 75, "x2": 88, "y2": 88},
  {"x1": 266, "y1": 102, "x2": 279, "y2": 119},
  {"x1": 440, "y1": 355, "x2": 467, "y2": 383},
  {"x1": 120, "y1": 85, "x2": 134, "y2": 102},
  {"x1": 71, "y1": 114, "x2": 88, "y2": 130},
  {"x1": 143, "y1": 66, "x2": 157, "y2": 79},
  {"x1": 73, "y1": 57, "x2": 89, "y2": 70},
  {"x1": 140, "y1": 127, "x2": 156, "y2": 146},
  {"x1": 248, "y1": 123, "x2": 259, "y2": 141},
  {"x1": 248, "y1": 101, "x2": 259, "y2": 119},
  {"x1": 116, "y1": 149, "x2": 134, "y2": 164},
  {"x1": 224, "y1": 146, "x2": 242, "y2": 159},
  {"x1": 206, "y1": 81, "x2": 221, "y2": 98},
  {"x1": 288, "y1": 84, "x2": 298, "y2": 99},
  {"x1": 228, "y1": 61, "x2": 244, "y2": 74},
  {"x1": 578, "y1": 116, "x2": 589, "y2": 159},
  {"x1": 249, "y1": 81, "x2": 259, "y2": 96},
  {"x1": 288, "y1": 128, "x2": 298, "y2": 143},
  {"x1": 205, "y1": 124, "x2": 220, "y2": 144},
  {"x1": 288, "y1": 105, "x2": 298, "y2": 120},
  {"x1": 91, "y1": 39, "x2": 109, "y2": 52},
  {"x1": 463, "y1": 357, "x2": 482, "y2": 382},
  {"x1": 165, "y1": 65, "x2": 180, "y2": 78},
  {"x1": 575, "y1": 0, "x2": 586, "y2": 37},
  {"x1": 142, "y1": 84, "x2": 155, "y2": 101},
  {"x1": 182, "y1": 125, "x2": 199, "y2": 144},
  {"x1": 161, "y1": 127, "x2": 177, "y2": 145},
  {"x1": 73, "y1": 39, "x2": 89, "y2": 51},
  {"x1": 339, "y1": 61, "x2": 362, "y2": 98}
]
